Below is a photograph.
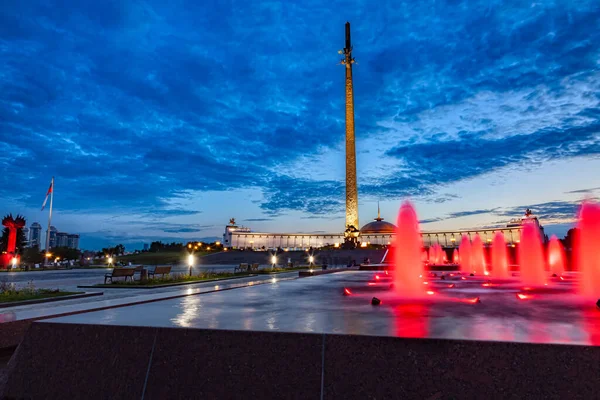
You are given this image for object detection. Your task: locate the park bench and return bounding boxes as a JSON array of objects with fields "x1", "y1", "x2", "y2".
[
  {"x1": 249, "y1": 263, "x2": 259, "y2": 272},
  {"x1": 105, "y1": 268, "x2": 135, "y2": 284},
  {"x1": 132, "y1": 265, "x2": 144, "y2": 280},
  {"x1": 235, "y1": 263, "x2": 249, "y2": 273},
  {"x1": 148, "y1": 265, "x2": 172, "y2": 279}
]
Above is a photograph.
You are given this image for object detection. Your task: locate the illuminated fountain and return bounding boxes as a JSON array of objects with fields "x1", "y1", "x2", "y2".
[
  {"x1": 459, "y1": 235, "x2": 471, "y2": 273},
  {"x1": 491, "y1": 231, "x2": 510, "y2": 278},
  {"x1": 518, "y1": 221, "x2": 546, "y2": 287},
  {"x1": 575, "y1": 201, "x2": 600, "y2": 298},
  {"x1": 452, "y1": 248, "x2": 459, "y2": 264},
  {"x1": 393, "y1": 201, "x2": 425, "y2": 297},
  {"x1": 429, "y1": 244, "x2": 443, "y2": 264},
  {"x1": 547, "y1": 235, "x2": 565, "y2": 277},
  {"x1": 471, "y1": 234, "x2": 486, "y2": 275}
]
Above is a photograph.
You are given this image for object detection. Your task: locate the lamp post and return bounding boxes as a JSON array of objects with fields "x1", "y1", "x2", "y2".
[
  {"x1": 107, "y1": 256, "x2": 113, "y2": 267},
  {"x1": 11, "y1": 257, "x2": 17, "y2": 270},
  {"x1": 188, "y1": 254, "x2": 194, "y2": 276},
  {"x1": 309, "y1": 255, "x2": 314, "y2": 266},
  {"x1": 271, "y1": 255, "x2": 277, "y2": 270}
]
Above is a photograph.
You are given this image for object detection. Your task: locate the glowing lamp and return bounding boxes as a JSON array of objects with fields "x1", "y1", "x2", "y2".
[
  {"x1": 371, "y1": 297, "x2": 381, "y2": 306},
  {"x1": 309, "y1": 256, "x2": 314, "y2": 263},
  {"x1": 188, "y1": 243, "x2": 192, "y2": 249},
  {"x1": 360, "y1": 242, "x2": 367, "y2": 248},
  {"x1": 188, "y1": 254, "x2": 194, "y2": 266},
  {"x1": 343, "y1": 288, "x2": 351, "y2": 296},
  {"x1": 108, "y1": 257, "x2": 113, "y2": 264},
  {"x1": 426, "y1": 291, "x2": 435, "y2": 295},
  {"x1": 11, "y1": 257, "x2": 17, "y2": 267},
  {"x1": 516, "y1": 293, "x2": 529, "y2": 300},
  {"x1": 271, "y1": 256, "x2": 277, "y2": 265},
  {"x1": 375, "y1": 275, "x2": 380, "y2": 280},
  {"x1": 45, "y1": 253, "x2": 52, "y2": 258}
]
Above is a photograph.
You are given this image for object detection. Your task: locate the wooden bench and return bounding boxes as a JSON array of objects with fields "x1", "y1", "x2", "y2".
[
  {"x1": 132, "y1": 265, "x2": 144, "y2": 280},
  {"x1": 105, "y1": 268, "x2": 135, "y2": 284},
  {"x1": 249, "y1": 263, "x2": 259, "y2": 272},
  {"x1": 235, "y1": 263, "x2": 249, "y2": 273},
  {"x1": 148, "y1": 265, "x2": 172, "y2": 279}
]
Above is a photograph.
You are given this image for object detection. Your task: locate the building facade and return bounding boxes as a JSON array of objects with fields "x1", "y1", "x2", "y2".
[
  {"x1": 48, "y1": 226, "x2": 58, "y2": 248},
  {"x1": 67, "y1": 234, "x2": 80, "y2": 250},
  {"x1": 29, "y1": 223, "x2": 42, "y2": 250},
  {"x1": 56, "y1": 232, "x2": 69, "y2": 248}
]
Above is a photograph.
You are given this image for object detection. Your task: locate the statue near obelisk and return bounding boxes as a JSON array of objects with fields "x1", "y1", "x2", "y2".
[{"x1": 340, "y1": 22, "x2": 359, "y2": 248}]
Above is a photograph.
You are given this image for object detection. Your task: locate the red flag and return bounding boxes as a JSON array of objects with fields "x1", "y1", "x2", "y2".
[{"x1": 41, "y1": 180, "x2": 53, "y2": 211}]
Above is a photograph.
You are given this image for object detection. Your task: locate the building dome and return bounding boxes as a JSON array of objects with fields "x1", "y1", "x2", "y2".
[{"x1": 360, "y1": 204, "x2": 396, "y2": 234}]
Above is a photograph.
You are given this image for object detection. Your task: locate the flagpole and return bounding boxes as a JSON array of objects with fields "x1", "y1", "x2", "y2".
[{"x1": 44, "y1": 177, "x2": 54, "y2": 266}]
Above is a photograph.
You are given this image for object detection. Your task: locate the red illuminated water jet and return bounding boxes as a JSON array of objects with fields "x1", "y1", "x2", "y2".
[
  {"x1": 491, "y1": 231, "x2": 509, "y2": 278},
  {"x1": 471, "y1": 234, "x2": 485, "y2": 274},
  {"x1": 575, "y1": 201, "x2": 600, "y2": 297},
  {"x1": 458, "y1": 235, "x2": 471, "y2": 273},
  {"x1": 518, "y1": 220, "x2": 546, "y2": 287},
  {"x1": 452, "y1": 248, "x2": 459, "y2": 263},
  {"x1": 547, "y1": 235, "x2": 565, "y2": 276},
  {"x1": 429, "y1": 244, "x2": 443, "y2": 264},
  {"x1": 393, "y1": 201, "x2": 425, "y2": 298}
]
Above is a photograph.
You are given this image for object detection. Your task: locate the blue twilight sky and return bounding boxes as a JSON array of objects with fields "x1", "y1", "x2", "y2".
[{"x1": 1, "y1": 0, "x2": 600, "y2": 250}]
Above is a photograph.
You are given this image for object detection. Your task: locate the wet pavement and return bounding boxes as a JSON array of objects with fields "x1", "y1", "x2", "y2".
[
  {"x1": 44, "y1": 271, "x2": 600, "y2": 346},
  {"x1": 0, "y1": 270, "x2": 301, "y2": 323}
]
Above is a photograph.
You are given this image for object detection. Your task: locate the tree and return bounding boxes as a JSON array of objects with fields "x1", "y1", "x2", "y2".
[
  {"x1": 21, "y1": 247, "x2": 44, "y2": 264},
  {"x1": 51, "y1": 247, "x2": 82, "y2": 261}
]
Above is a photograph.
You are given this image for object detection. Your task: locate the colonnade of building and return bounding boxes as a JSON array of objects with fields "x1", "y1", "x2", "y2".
[{"x1": 226, "y1": 227, "x2": 523, "y2": 250}]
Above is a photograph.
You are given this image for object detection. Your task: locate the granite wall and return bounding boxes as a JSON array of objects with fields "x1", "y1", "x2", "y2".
[{"x1": 2, "y1": 322, "x2": 598, "y2": 399}]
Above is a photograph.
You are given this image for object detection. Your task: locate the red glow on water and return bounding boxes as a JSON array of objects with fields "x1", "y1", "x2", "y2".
[
  {"x1": 367, "y1": 282, "x2": 376, "y2": 286},
  {"x1": 385, "y1": 270, "x2": 389, "y2": 275},
  {"x1": 519, "y1": 221, "x2": 546, "y2": 287},
  {"x1": 560, "y1": 276, "x2": 565, "y2": 281},
  {"x1": 516, "y1": 293, "x2": 529, "y2": 300},
  {"x1": 423, "y1": 281, "x2": 428, "y2": 285},
  {"x1": 449, "y1": 273, "x2": 454, "y2": 277},
  {"x1": 375, "y1": 275, "x2": 380, "y2": 280},
  {"x1": 464, "y1": 297, "x2": 480, "y2": 304},
  {"x1": 447, "y1": 284, "x2": 455, "y2": 288},
  {"x1": 344, "y1": 288, "x2": 351, "y2": 295},
  {"x1": 461, "y1": 276, "x2": 467, "y2": 280},
  {"x1": 394, "y1": 304, "x2": 428, "y2": 338},
  {"x1": 426, "y1": 290, "x2": 435, "y2": 295},
  {"x1": 482, "y1": 283, "x2": 492, "y2": 287}
]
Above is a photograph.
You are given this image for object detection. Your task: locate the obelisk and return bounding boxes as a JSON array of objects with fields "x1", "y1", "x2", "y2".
[{"x1": 341, "y1": 22, "x2": 359, "y2": 245}]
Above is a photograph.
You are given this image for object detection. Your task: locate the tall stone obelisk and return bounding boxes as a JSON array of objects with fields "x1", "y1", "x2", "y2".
[{"x1": 341, "y1": 22, "x2": 359, "y2": 247}]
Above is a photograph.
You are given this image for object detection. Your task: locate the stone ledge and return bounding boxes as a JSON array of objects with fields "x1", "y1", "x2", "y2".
[{"x1": 3, "y1": 323, "x2": 598, "y2": 399}]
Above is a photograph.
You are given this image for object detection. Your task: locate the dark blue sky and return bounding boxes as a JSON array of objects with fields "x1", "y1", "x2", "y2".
[{"x1": 1, "y1": 1, "x2": 599, "y2": 250}]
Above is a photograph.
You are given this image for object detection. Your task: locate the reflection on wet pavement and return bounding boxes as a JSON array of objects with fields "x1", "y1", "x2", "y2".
[{"x1": 45, "y1": 271, "x2": 600, "y2": 346}]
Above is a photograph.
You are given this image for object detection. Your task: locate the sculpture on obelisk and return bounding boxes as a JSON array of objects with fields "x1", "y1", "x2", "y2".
[{"x1": 340, "y1": 22, "x2": 359, "y2": 248}]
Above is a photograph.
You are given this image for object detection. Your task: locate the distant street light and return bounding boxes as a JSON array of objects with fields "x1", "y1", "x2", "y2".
[
  {"x1": 11, "y1": 257, "x2": 17, "y2": 269},
  {"x1": 309, "y1": 255, "x2": 314, "y2": 265},
  {"x1": 108, "y1": 257, "x2": 113, "y2": 267},
  {"x1": 271, "y1": 255, "x2": 277, "y2": 270},
  {"x1": 188, "y1": 254, "x2": 194, "y2": 276}
]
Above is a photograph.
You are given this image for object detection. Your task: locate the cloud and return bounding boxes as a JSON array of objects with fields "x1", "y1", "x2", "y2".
[
  {"x1": 1, "y1": 1, "x2": 599, "y2": 247},
  {"x1": 243, "y1": 218, "x2": 275, "y2": 222},
  {"x1": 565, "y1": 187, "x2": 600, "y2": 194}
]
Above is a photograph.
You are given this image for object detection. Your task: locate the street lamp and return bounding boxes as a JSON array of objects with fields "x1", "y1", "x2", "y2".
[
  {"x1": 11, "y1": 257, "x2": 17, "y2": 269},
  {"x1": 188, "y1": 254, "x2": 194, "y2": 276},
  {"x1": 108, "y1": 257, "x2": 113, "y2": 267},
  {"x1": 271, "y1": 255, "x2": 277, "y2": 269},
  {"x1": 309, "y1": 255, "x2": 314, "y2": 266}
]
